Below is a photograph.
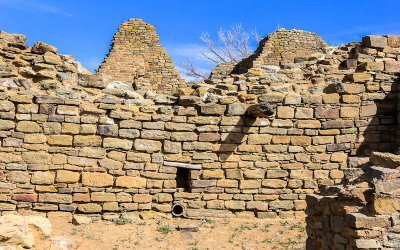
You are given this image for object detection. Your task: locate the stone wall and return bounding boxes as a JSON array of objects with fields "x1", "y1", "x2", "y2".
[
  {"x1": 97, "y1": 19, "x2": 185, "y2": 95},
  {"x1": 305, "y1": 152, "x2": 400, "y2": 249},
  {"x1": 0, "y1": 26, "x2": 399, "y2": 221},
  {"x1": 232, "y1": 29, "x2": 328, "y2": 74}
]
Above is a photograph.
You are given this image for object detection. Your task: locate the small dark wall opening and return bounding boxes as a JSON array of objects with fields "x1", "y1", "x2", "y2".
[
  {"x1": 172, "y1": 204, "x2": 184, "y2": 217},
  {"x1": 176, "y1": 168, "x2": 191, "y2": 192}
]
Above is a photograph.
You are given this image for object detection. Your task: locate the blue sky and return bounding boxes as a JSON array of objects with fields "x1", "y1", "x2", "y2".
[{"x1": 1, "y1": 0, "x2": 399, "y2": 79}]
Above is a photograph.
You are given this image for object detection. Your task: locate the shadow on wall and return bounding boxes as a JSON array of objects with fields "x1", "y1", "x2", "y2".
[{"x1": 356, "y1": 75, "x2": 400, "y2": 156}]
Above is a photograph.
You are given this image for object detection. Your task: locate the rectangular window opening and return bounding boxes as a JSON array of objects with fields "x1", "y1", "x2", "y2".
[{"x1": 176, "y1": 167, "x2": 191, "y2": 192}]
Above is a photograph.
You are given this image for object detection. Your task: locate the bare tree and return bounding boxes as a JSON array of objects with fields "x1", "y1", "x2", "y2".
[{"x1": 179, "y1": 24, "x2": 261, "y2": 81}]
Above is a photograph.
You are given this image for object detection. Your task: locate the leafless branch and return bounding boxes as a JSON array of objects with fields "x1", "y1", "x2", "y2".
[{"x1": 177, "y1": 56, "x2": 209, "y2": 81}]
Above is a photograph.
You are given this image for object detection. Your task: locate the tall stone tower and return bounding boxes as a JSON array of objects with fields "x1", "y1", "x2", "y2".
[{"x1": 97, "y1": 19, "x2": 185, "y2": 94}]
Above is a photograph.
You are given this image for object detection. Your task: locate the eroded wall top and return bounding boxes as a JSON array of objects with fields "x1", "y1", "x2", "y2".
[
  {"x1": 97, "y1": 19, "x2": 185, "y2": 94},
  {"x1": 232, "y1": 29, "x2": 328, "y2": 74}
]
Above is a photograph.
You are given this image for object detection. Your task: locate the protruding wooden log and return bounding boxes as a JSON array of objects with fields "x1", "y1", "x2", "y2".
[
  {"x1": 246, "y1": 102, "x2": 275, "y2": 117},
  {"x1": 164, "y1": 161, "x2": 202, "y2": 170}
]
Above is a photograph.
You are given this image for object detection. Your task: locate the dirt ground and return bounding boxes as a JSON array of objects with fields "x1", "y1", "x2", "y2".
[{"x1": 47, "y1": 216, "x2": 306, "y2": 250}]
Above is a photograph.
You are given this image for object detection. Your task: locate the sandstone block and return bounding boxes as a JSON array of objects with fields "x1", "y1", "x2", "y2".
[
  {"x1": 39, "y1": 193, "x2": 72, "y2": 203},
  {"x1": 7, "y1": 171, "x2": 30, "y2": 183},
  {"x1": 0, "y1": 120, "x2": 15, "y2": 130},
  {"x1": 362, "y1": 35, "x2": 388, "y2": 48},
  {"x1": 82, "y1": 172, "x2": 113, "y2": 187},
  {"x1": 104, "y1": 138, "x2": 133, "y2": 150},
  {"x1": 385, "y1": 60, "x2": 400, "y2": 73},
  {"x1": 247, "y1": 134, "x2": 272, "y2": 145},
  {"x1": 133, "y1": 194, "x2": 152, "y2": 203},
  {"x1": 239, "y1": 180, "x2": 261, "y2": 189},
  {"x1": 217, "y1": 179, "x2": 238, "y2": 188},
  {"x1": 57, "y1": 105, "x2": 79, "y2": 116},
  {"x1": 31, "y1": 171, "x2": 54, "y2": 184},
  {"x1": 386, "y1": 35, "x2": 400, "y2": 47},
  {"x1": 116, "y1": 176, "x2": 146, "y2": 188},
  {"x1": 295, "y1": 108, "x2": 313, "y2": 119},
  {"x1": 134, "y1": 139, "x2": 161, "y2": 152},
  {"x1": 82, "y1": 73, "x2": 112, "y2": 88},
  {"x1": 227, "y1": 103, "x2": 247, "y2": 115},
  {"x1": 269, "y1": 200, "x2": 294, "y2": 210},
  {"x1": 225, "y1": 200, "x2": 245, "y2": 210},
  {"x1": 78, "y1": 203, "x2": 102, "y2": 213},
  {"x1": 47, "y1": 135, "x2": 73, "y2": 146},
  {"x1": 291, "y1": 136, "x2": 311, "y2": 146},
  {"x1": 56, "y1": 170, "x2": 80, "y2": 183},
  {"x1": 200, "y1": 104, "x2": 226, "y2": 115},
  {"x1": 340, "y1": 107, "x2": 359, "y2": 118},
  {"x1": 91, "y1": 192, "x2": 116, "y2": 202},
  {"x1": 295, "y1": 120, "x2": 321, "y2": 129},
  {"x1": 262, "y1": 179, "x2": 287, "y2": 188},
  {"x1": 16, "y1": 121, "x2": 41, "y2": 133},
  {"x1": 171, "y1": 132, "x2": 197, "y2": 141},
  {"x1": 276, "y1": 106, "x2": 294, "y2": 118},
  {"x1": 350, "y1": 73, "x2": 371, "y2": 82},
  {"x1": 202, "y1": 170, "x2": 224, "y2": 179},
  {"x1": 126, "y1": 152, "x2": 151, "y2": 162}
]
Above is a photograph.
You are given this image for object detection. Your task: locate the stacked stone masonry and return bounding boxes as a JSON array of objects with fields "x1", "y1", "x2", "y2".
[
  {"x1": 97, "y1": 19, "x2": 185, "y2": 95},
  {"x1": 0, "y1": 22, "x2": 399, "y2": 223}
]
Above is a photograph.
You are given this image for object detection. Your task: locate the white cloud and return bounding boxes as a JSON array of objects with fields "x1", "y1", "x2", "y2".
[{"x1": 0, "y1": 0, "x2": 72, "y2": 16}]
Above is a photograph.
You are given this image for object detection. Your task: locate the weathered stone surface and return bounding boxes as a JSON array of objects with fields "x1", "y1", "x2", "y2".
[
  {"x1": 82, "y1": 172, "x2": 113, "y2": 187},
  {"x1": 116, "y1": 176, "x2": 146, "y2": 188},
  {"x1": 370, "y1": 151, "x2": 400, "y2": 169},
  {"x1": 0, "y1": 215, "x2": 52, "y2": 248},
  {"x1": 134, "y1": 139, "x2": 161, "y2": 152},
  {"x1": 345, "y1": 213, "x2": 391, "y2": 229},
  {"x1": 31, "y1": 171, "x2": 54, "y2": 184},
  {"x1": 103, "y1": 138, "x2": 133, "y2": 150}
]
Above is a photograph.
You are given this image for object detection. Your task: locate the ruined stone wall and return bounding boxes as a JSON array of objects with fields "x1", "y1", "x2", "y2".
[
  {"x1": 97, "y1": 19, "x2": 185, "y2": 95},
  {"x1": 0, "y1": 28, "x2": 399, "y2": 221},
  {"x1": 232, "y1": 29, "x2": 328, "y2": 74}
]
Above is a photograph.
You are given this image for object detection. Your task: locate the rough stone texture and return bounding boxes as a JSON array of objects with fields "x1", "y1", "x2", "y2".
[
  {"x1": 97, "y1": 19, "x2": 185, "y2": 94},
  {"x1": 0, "y1": 26, "x2": 399, "y2": 222}
]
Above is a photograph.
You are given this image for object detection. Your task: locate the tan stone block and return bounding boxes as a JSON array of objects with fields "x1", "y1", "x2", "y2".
[
  {"x1": 103, "y1": 202, "x2": 119, "y2": 211},
  {"x1": 243, "y1": 169, "x2": 265, "y2": 179},
  {"x1": 314, "y1": 170, "x2": 329, "y2": 179},
  {"x1": 295, "y1": 108, "x2": 313, "y2": 118},
  {"x1": 341, "y1": 83, "x2": 366, "y2": 94},
  {"x1": 294, "y1": 200, "x2": 307, "y2": 210},
  {"x1": 154, "y1": 193, "x2": 172, "y2": 203},
  {"x1": 80, "y1": 124, "x2": 97, "y2": 134},
  {"x1": 116, "y1": 176, "x2": 146, "y2": 188},
  {"x1": 24, "y1": 134, "x2": 47, "y2": 143},
  {"x1": 78, "y1": 203, "x2": 102, "y2": 213},
  {"x1": 39, "y1": 193, "x2": 72, "y2": 203},
  {"x1": 74, "y1": 135, "x2": 102, "y2": 147},
  {"x1": 385, "y1": 60, "x2": 400, "y2": 73},
  {"x1": 276, "y1": 106, "x2": 294, "y2": 118},
  {"x1": 91, "y1": 192, "x2": 116, "y2": 202},
  {"x1": 82, "y1": 172, "x2": 113, "y2": 187},
  {"x1": 373, "y1": 195, "x2": 400, "y2": 214},
  {"x1": 322, "y1": 93, "x2": 340, "y2": 104},
  {"x1": 133, "y1": 194, "x2": 152, "y2": 203},
  {"x1": 16, "y1": 121, "x2": 41, "y2": 133},
  {"x1": 171, "y1": 132, "x2": 197, "y2": 141},
  {"x1": 62, "y1": 123, "x2": 80, "y2": 134},
  {"x1": 239, "y1": 180, "x2": 261, "y2": 189},
  {"x1": 350, "y1": 72, "x2": 371, "y2": 82},
  {"x1": 225, "y1": 200, "x2": 245, "y2": 210},
  {"x1": 342, "y1": 95, "x2": 361, "y2": 103},
  {"x1": 247, "y1": 134, "x2": 272, "y2": 145},
  {"x1": 331, "y1": 152, "x2": 347, "y2": 162},
  {"x1": 202, "y1": 170, "x2": 224, "y2": 179},
  {"x1": 360, "y1": 104, "x2": 377, "y2": 117},
  {"x1": 73, "y1": 193, "x2": 90, "y2": 202},
  {"x1": 237, "y1": 145, "x2": 262, "y2": 152},
  {"x1": 290, "y1": 169, "x2": 313, "y2": 179},
  {"x1": 246, "y1": 201, "x2": 268, "y2": 211},
  {"x1": 261, "y1": 179, "x2": 287, "y2": 188},
  {"x1": 291, "y1": 136, "x2": 311, "y2": 146},
  {"x1": 134, "y1": 139, "x2": 161, "y2": 152},
  {"x1": 31, "y1": 171, "x2": 54, "y2": 184},
  {"x1": 126, "y1": 152, "x2": 151, "y2": 162},
  {"x1": 330, "y1": 170, "x2": 344, "y2": 179},
  {"x1": 266, "y1": 170, "x2": 288, "y2": 178},
  {"x1": 48, "y1": 135, "x2": 73, "y2": 146},
  {"x1": 56, "y1": 170, "x2": 80, "y2": 183},
  {"x1": 386, "y1": 35, "x2": 400, "y2": 47},
  {"x1": 271, "y1": 135, "x2": 290, "y2": 144},
  {"x1": 313, "y1": 136, "x2": 334, "y2": 145},
  {"x1": 340, "y1": 107, "x2": 359, "y2": 118},
  {"x1": 7, "y1": 171, "x2": 30, "y2": 183},
  {"x1": 295, "y1": 120, "x2": 321, "y2": 129},
  {"x1": 104, "y1": 138, "x2": 133, "y2": 150},
  {"x1": 57, "y1": 105, "x2": 79, "y2": 116},
  {"x1": 207, "y1": 200, "x2": 225, "y2": 209},
  {"x1": 288, "y1": 179, "x2": 303, "y2": 188}
]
